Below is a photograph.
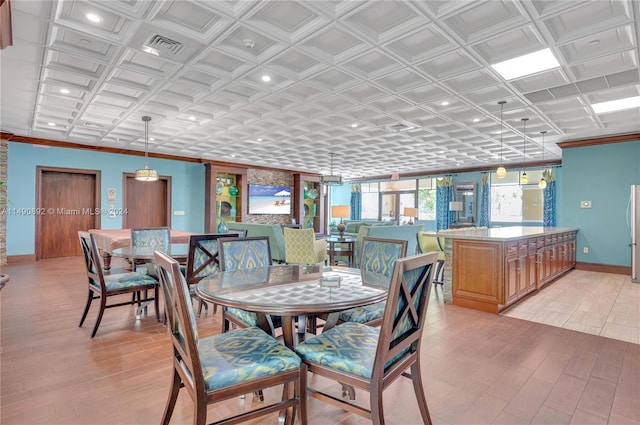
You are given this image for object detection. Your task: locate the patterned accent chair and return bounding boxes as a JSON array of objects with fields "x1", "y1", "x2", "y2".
[
  {"x1": 295, "y1": 252, "x2": 437, "y2": 425},
  {"x1": 337, "y1": 237, "x2": 408, "y2": 327},
  {"x1": 217, "y1": 236, "x2": 278, "y2": 335},
  {"x1": 185, "y1": 234, "x2": 229, "y2": 317},
  {"x1": 153, "y1": 251, "x2": 307, "y2": 425},
  {"x1": 131, "y1": 227, "x2": 171, "y2": 248},
  {"x1": 78, "y1": 231, "x2": 159, "y2": 338},
  {"x1": 417, "y1": 231, "x2": 445, "y2": 285},
  {"x1": 283, "y1": 227, "x2": 327, "y2": 265}
]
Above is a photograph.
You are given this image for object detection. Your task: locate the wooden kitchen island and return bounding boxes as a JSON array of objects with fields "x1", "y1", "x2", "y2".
[{"x1": 437, "y1": 226, "x2": 578, "y2": 313}]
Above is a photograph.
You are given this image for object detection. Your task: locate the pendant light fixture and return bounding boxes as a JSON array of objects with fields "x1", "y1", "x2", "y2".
[
  {"x1": 135, "y1": 116, "x2": 159, "y2": 182},
  {"x1": 496, "y1": 100, "x2": 507, "y2": 178},
  {"x1": 538, "y1": 130, "x2": 547, "y2": 189},
  {"x1": 519, "y1": 118, "x2": 529, "y2": 185}
]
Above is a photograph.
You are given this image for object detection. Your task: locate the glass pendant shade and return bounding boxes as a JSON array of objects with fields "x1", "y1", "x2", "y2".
[
  {"x1": 135, "y1": 116, "x2": 159, "y2": 182},
  {"x1": 538, "y1": 177, "x2": 547, "y2": 189},
  {"x1": 519, "y1": 117, "x2": 528, "y2": 185},
  {"x1": 496, "y1": 100, "x2": 507, "y2": 178},
  {"x1": 538, "y1": 130, "x2": 547, "y2": 189}
]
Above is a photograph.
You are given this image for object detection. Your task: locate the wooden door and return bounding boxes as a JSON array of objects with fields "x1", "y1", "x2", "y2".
[
  {"x1": 122, "y1": 173, "x2": 171, "y2": 228},
  {"x1": 36, "y1": 167, "x2": 101, "y2": 259}
]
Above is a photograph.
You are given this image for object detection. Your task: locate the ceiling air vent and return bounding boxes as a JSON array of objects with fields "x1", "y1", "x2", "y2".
[
  {"x1": 144, "y1": 34, "x2": 184, "y2": 55},
  {"x1": 384, "y1": 121, "x2": 419, "y2": 133}
]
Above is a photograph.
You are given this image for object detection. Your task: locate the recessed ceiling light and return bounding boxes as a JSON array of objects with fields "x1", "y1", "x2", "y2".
[
  {"x1": 472, "y1": 118, "x2": 480, "y2": 122},
  {"x1": 149, "y1": 138, "x2": 155, "y2": 141},
  {"x1": 59, "y1": 88, "x2": 70, "y2": 94},
  {"x1": 257, "y1": 138, "x2": 263, "y2": 142},
  {"x1": 491, "y1": 48, "x2": 560, "y2": 80},
  {"x1": 592, "y1": 96, "x2": 640, "y2": 113},
  {"x1": 261, "y1": 75, "x2": 271, "y2": 82},
  {"x1": 351, "y1": 123, "x2": 358, "y2": 128},
  {"x1": 48, "y1": 122, "x2": 56, "y2": 126},
  {"x1": 86, "y1": 13, "x2": 102, "y2": 23},
  {"x1": 441, "y1": 101, "x2": 449, "y2": 106},
  {"x1": 189, "y1": 116, "x2": 196, "y2": 121}
]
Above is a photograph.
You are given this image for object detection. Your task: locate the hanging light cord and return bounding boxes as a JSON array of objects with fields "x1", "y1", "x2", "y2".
[
  {"x1": 143, "y1": 116, "x2": 151, "y2": 168},
  {"x1": 498, "y1": 101, "x2": 505, "y2": 165}
]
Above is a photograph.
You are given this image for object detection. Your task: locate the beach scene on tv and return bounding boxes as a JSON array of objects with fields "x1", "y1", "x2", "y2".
[{"x1": 248, "y1": 184, "x2": 292, "y2": 214}]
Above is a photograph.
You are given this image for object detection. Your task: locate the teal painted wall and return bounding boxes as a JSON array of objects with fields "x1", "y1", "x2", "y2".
[
  {"x1": 6, "y1": 143, "x2": 205, "y2": 256},
  {"x1": 562, "y1": 140, "x2": 640, "y2": 266}
]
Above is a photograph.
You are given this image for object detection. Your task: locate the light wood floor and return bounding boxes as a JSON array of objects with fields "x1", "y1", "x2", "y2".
[
  {"x1": 1, "y1": 258, "x2": 638, "y2": 425},
  {"x1": 503, "y1": 270, "x2": 640, "y2": 345}
]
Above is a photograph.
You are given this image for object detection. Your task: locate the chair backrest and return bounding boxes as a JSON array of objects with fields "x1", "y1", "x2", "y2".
[
  {"x1": 218, "y1": 236, "x2": 272, "y2": 271},
  {"x1": 78, "y1": 231, "x2": 106, "y2": 292},
  {"x1": 373, "y1": 252, "x2": 437, "y2": 381},
  {"x1": 360, "y1": 237, "x2": 408, "y2": 278},
  {"x1": 417, "y1": 231, "x2": 444, "y2": 255},
  {"x1": 185, "y1": 233, "x2": 228, "y2": 285},
  {"x1": 227, "y1": 229, "x2": 248, "y2": 237},
  {"x1": 131, "y1": 227, "x2": 170, "y2": 248},
  {"x1": 283, "y1": 227, "x2": 316, "y2": 264},
  {"x1": 154, "y1": 251, "x2": 205, "y2": 392}
]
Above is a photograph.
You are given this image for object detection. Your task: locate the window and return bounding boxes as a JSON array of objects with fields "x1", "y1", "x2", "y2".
[
  {"x1": 361, "y1": 182, "x2": 379, "y2": 220},
  {"x1": 490, "y1": 171, "x2": 544, "y2": 223},
  {"x1": 418, "y1": 178, "x2": 437, "y2": 220}
]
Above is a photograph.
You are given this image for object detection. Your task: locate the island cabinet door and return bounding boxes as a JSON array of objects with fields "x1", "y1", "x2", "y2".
[
  {"x1": 504, "y1": 242, "x2": 520, "y2": 304},
  {"x1": 525, "y1": 240, "x2": 538, "y2": 293},
  {"x1": 452, "y1": 239, "x2": 504, "y2": 308}
]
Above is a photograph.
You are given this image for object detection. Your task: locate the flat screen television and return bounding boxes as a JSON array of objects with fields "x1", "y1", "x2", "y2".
[{"x1": 248, "y1": 184, "x2": 292, "y2": 215}]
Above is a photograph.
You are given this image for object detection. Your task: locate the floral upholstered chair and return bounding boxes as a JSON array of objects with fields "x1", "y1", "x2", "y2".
[
  {"x1": 78, "y1": 231, "x2": 159, "y2": 338},
  {"x1": 337, "y1": 237, "x2": 407, "y2": 327},
  {"x1": 154, "y1": 250, "x2": 306, "y2": 425},
  {"x1": 295, "y1": 252, "x2": 437, "y2": 425},
  {"x1": 217, "y1": 236, "x2": 278, "y2": 335},
  {"x1": 130, "y1": 227, "x2": 171, "y2": 248}
]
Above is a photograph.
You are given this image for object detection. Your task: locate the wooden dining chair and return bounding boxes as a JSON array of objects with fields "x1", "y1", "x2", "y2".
[
  {"x1": 153, "y1": 251, "x2": 307, "y2": 425},
  {"x1": 184, "y1": 233, "x2": 229, "y2": 317},
  {"x1": 217, "y1": 236, "x2": 276, "y2": 334},
  {"x1": 294, "y1": 252, "x2": 438, "y2": 425},
  {"x1": 336, "y1": 237, "x2": 408, "y2": 327},
  {"x1": 78, "y1": 231, "x2": 159, "y2": 338}
]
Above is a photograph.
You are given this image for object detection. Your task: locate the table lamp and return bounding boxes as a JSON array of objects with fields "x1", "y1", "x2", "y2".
[
  {"x1": 403, "y1": 207, "x2": 418, "y2": 225},
  {"x1": 332, "y1": 205, "x2": 350, "y2": 239},
  {"x1": 449, "y1": 201, "x2": 463, "y2": 223}
]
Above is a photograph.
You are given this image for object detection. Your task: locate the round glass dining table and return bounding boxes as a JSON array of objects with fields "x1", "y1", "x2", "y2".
[
  {"x1": 111, "y1": 243, "x2": 189, "y2": 263},
  {"x1": 197, "y1": 264, "x2": 390, "y2": 348}
]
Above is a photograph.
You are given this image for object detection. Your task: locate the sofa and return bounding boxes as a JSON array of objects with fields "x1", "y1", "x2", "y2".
[
  {"x1": 225, "y1": 223, "x2": 286, "y2": 263},
  {"x1": 330, "y1": 220, "x2": 393, "y2": 238},
  {"x1": 354, "y1": 224, "x2": 424, "y2": 266}
]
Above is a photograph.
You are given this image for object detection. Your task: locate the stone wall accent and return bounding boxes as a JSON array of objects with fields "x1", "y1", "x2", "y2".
[
  {"x1": 246, "y1": 169, "x2": 294, "y2": 225},
  {"x1": 0, "y1": 139, "x2": 7, "y2": 268}
]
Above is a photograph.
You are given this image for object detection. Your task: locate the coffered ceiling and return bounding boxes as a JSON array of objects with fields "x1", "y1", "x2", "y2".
[{"x1": 1, "y1": 0, "x2": 639, "y2": 179}]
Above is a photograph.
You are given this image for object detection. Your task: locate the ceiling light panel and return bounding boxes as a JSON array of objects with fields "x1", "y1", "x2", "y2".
[{"x1": 491, "y1": 48, "x2": 561, "y2": 80}]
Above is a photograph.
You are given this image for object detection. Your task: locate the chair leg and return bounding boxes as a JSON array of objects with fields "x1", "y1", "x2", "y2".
[
  {"x1": 90, "y1": 296, "x2": 108, "y2": 338},
  {"x1": 370, "y1": 384, "x2": 385, "y2": 425},
  {"x1": 154, "y1": 286, "x2": 161, "y2": 322},
  {"x1": 409, "y1": 361, "x2": 433, "y2": 425},
  {"x1": 298, "y1": 364, "x2": 307, "y2": 425},
  {"x1": 79, "y1": 290, "x2": 94, "y2": 327},
  {"x1": 161, "y1": 369, "x2": 182, "y2": 425}
]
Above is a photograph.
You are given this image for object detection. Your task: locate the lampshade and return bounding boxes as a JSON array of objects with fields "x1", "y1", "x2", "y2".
[
  {"x1": 135, "y1": 116, "x2": 159, "y2": 182},
  {"x1": 449, "y1": 201, "x2": 463, "y2": 212},
  {"x1": 403, "y1": 207, "x2": 418, "y2": 217},
  {"x1": 332, "y1": 205, "x2": 350, "y2": 218}
]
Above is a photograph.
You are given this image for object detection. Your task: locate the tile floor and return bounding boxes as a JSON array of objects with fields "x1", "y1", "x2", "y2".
[{"x1": 502, "y1": 270, "x2": 640, "y2": 345}]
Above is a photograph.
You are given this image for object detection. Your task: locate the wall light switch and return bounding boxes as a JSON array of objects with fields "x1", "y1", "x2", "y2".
[
  {"x1": 174, "y1": 210, "x2": 185, "y2": 216},
  {"x1": 580, "y1": 200, "x2": 592, "y2": 209}
]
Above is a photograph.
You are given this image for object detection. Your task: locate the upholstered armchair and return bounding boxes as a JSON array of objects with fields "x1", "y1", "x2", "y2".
[{"x1": 283, "y1": 227, "x2": 327, "y2": 265}]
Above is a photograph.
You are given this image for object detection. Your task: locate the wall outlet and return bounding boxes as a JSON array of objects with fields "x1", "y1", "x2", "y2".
[
  {"x1": 174, "y1": 210, "x2": 185, "y2": 216},
  {"x1": 583, "y1": 247, "x2": 589, "y2": 254}
]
